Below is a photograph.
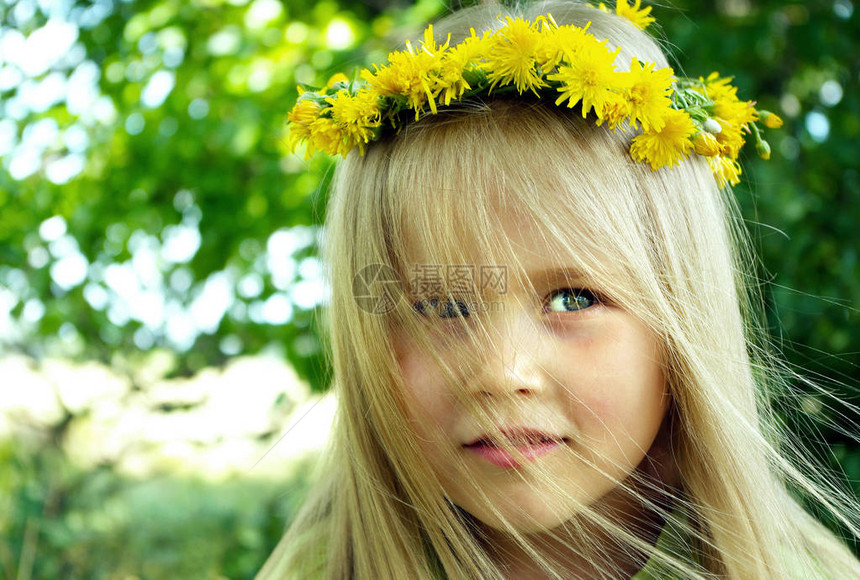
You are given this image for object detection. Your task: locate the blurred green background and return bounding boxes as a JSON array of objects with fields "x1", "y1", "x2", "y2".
[{"x1": 0, "y1": 0, "x2": 857, "y2": 578}]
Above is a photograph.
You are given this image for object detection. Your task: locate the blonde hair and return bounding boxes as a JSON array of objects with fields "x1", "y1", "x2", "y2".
[{"x1": 259, "y1": 2, "x2": 860, "y2": 578}]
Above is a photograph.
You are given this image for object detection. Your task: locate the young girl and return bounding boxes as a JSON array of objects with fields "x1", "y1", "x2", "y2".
[{"x1": 260, "y1": 1, "x2": 860, "y2": 578}]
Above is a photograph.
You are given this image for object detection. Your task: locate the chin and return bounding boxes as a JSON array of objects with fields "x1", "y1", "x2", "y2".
[{"x1": 459, "y1": 490, "x2": 581, "y2": 534}]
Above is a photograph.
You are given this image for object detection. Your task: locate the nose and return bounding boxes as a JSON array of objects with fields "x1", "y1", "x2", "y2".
[{"x1": 472, "y1": 309, "x2": 549, "y2": 399}]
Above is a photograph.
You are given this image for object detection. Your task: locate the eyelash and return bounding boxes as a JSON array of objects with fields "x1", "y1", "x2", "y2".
[
  {"x1": 412, "y1": 297, "x2": 471, "y2": 319},
  {"x1": 411, "y1": 288, "x2": 601, "y2": 319},
  {"x1": 542, "y1": 288, "x2": 601, "y2": 313}
]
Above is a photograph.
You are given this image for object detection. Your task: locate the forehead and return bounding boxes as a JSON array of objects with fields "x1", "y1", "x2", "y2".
[
  {"x1": 384, "y1": 103, "x2": 645, "y2": 294},
  {"x1": 398, "y1": 201, "x2": 606, "y2": 298}
]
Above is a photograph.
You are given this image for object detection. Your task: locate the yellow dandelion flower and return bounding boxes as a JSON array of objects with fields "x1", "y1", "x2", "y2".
[
  {"x1": 714, "y1": 117, "x2": 745, "y2": 157},
  {"x1": 536, "y1": 22, "x2": 593, "y2": 71},
  {"x1": 629, "y1": 107, "x2": 696, "y2": 170},
  {"x1": 324, "y1": 73, "x2": 349, "y2": 90},
  {"x1": 286, "y1": 99, "x2": 322, "y2": 154},
  {"x1": 434, "y1": 30, "x2": 485, "y2": 106},
  {"x1": 434, "y1": 61, "x2": 470, "y2": 106},
  {"x1": 616, "y1": 0, "x2": 655, "y2": 30},
  {"x1": 457, "y1": 27, "x2": 492, "y2": 70},
  {"x1": 361, "y1": 45, "x2": 438, "y2": 120},
  {"x1": 692, "y1": 131, "x2": 721, "y2": 157},
  {"x1": 763, "y1": 112, "x2": 783, "y2": 128},
  {"x1": 595, "y1": 91, "x2": 630, "y2": 130},
  {"x1": 548, "y1": 40, "x2": 622, "y2": 120},
  {"x1": 756, "y1": 139, "x2": 771, "y2": 160},
  {"x1": 714, "y1": 96, "x2": 758, "y2": 127},
  {"x1": 702, "y1": 72, "x2": 738, "y2": 103},
  {"x1": 622, "y1": 57, "x2": 674, "y2": 132},
  {"x1": 288, "y1": 98, "x2": 321, "y2": 125},
  {"x1": 326, "y1": 88, "x2": 381, "y2": 155},
  {"x1": 307, "y1": 116, "x2": 345, "y2": 157},
  {"x1": 483, "y1": 16, "x2": 546, "y2": 96},
  {"x1": 419, "y1": 24, "x2": 450, "y2": 56},
  {"x1": 283, "y1": 12, "x2": 783, "y2": 161},
  {"x1": 707, "y1": 154, "x2": 742, "y2": 187}
]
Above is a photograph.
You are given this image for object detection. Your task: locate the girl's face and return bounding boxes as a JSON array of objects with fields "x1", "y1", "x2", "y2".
[{"x1": 394, "y1": 211, "x2": 670, "y2": 533}]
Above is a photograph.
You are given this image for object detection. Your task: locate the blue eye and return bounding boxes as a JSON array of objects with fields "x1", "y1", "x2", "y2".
[
  {"x1": 544, "y1": 288, "x2": 598, "y2": 313},
  {"x1": 413, "y1": 297, "x2": 470, "y2": 318}
]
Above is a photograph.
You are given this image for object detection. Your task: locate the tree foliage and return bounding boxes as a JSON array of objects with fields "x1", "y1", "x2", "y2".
[
  {"x1": 0, "y1": 0, "x2": 442, "y2": 391},
  {"x1": 1, "y1": 0, "x2": 856, "y2": 390},
  {"x1": 0, "y1": 0, "x2": 858, "y2": 576}
]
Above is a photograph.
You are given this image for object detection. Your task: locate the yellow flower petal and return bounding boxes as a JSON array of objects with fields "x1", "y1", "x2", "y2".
[
  {"x1": 324, "y1": 73, "x2": 349, "y2": 90},
  {"x1": 308, "y1": 116, "x2": 345, "y2": 157},
  {"x1": 702, "y1": 72, "x2": 738, "y2": 102},
  {"x1": 483, "y1": 16, "x2": 546, "y2": 95},
  {"x1": 286, "y1": 99, "x2": 322, "y2": 155},
  {"x1": 434, "y1": 30, "x2": 485, "y2": 106},
  {"x1": 714, "y1": 117, "x2": 746, "y2": 158},
  {"x1": 616, "y1": 0, "x2": 655, "y2": 30},
  {"x1": 629, "y1": 108, "x2": 696, "y2": 170},
  {"x1": 692, "y1": 131, "x2": 721, "y2": 157},
  {"x1": 361, "y1": 44, "x2": 438, "y2": 120},
  {"x1": 707, "y1": 155, "x2": 742, "y2": 187},
  {"x1": 622, "y1": 57, "x2": 674, "y2": 132},
  {"x1": 326, "y1": 88, "x2": 381, "y2": 155},
  {"x1": 763, "y1": 112, "x2": 784, "y2": 128},
  {"x1": 548, "y1": 39, "x2": 622, "y2": 119},
  {"x1": 714, "y1": 97, "x2": 758, "y2": 127},
  {"x1": 535, "y1": 22, "x2": 592, "y2": 72},
  {"x1": 595, "y1": 91, "x2": 631, "y2": 130}
]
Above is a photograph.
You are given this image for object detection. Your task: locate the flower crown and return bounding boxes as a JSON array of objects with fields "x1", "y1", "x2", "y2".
[{"x1": 286, "y1": 0, "x2": 782, "y2": 187}]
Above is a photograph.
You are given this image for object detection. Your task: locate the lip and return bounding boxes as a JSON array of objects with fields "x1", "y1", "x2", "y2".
[{"x1": 463, "y1": 427, "x2": 568, "y2": 469}]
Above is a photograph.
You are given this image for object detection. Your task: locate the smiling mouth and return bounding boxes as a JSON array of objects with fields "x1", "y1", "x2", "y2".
[{"x1": 464, "y1": 437, "x2": 569, "y2": 468}]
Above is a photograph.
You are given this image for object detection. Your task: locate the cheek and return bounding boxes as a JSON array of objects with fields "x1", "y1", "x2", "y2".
[
  {"x1": 592, "y1": 366, "x2": 666, "y2": 420},
  {"x1": 598, "y1": 372, "x2": 669, "y2": 441},
  {"x1": 620, "y1": 341, "x2": 668, "y2": 423},
  {"x1": 571, "y1": 330, "x2": 668, "y2": 438},
  {"x1": 396, "y1": 344, "x2": 454, "y2": 431}
]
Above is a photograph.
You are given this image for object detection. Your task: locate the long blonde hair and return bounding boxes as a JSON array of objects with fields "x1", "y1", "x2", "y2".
[{"x1": 259, "y1": 2, "x2": 860, "y2": 578}]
